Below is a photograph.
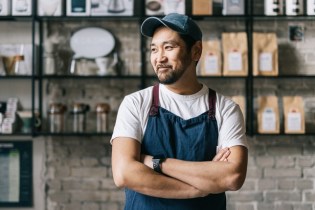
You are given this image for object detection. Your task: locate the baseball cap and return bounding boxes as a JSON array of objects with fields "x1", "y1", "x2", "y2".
[{"x1": 140, "y1": 13, "x2": 202, "y2": 41}]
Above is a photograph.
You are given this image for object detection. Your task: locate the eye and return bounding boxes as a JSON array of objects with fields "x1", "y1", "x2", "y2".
[
  {"x1": 150, "y1": 47, "x2": 157, "y2": 53},
  {"x1": 165, "y1": 45, "x2": 174, "y2": 50}
]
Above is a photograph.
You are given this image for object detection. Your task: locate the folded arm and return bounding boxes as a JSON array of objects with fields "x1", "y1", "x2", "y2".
[
  {"x1": 111, "y1": 137, "x2": 207, "y2": 199},
  {"x1": 142, "y1": 145, "x2": 248, "y2": 194}
]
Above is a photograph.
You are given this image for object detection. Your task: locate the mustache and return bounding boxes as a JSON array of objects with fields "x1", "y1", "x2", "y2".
[{"x1": 156, "y1": 64, "x2": 172, "y2": 69}]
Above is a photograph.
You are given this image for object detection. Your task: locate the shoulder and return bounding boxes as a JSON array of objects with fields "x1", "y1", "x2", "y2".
[
  {"x1": 215, "y1": 92, "x2": 238, "y2": 114},
  {"x1": 122, "y1": 86, "x2": 154, "y2": 108}
]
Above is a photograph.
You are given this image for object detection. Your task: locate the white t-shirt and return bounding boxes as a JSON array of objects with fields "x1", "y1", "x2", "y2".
[{"x1": 111, "y1": 84, "x2": 247, "y2": 149}]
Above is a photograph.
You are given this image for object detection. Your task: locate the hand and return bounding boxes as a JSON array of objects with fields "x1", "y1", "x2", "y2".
[
  {"x1": 141, "y1": 154, "x2": 153, "y2": 169},
  {"x1": 212, "y1": 147, "x2": 230, "y2": 162}
]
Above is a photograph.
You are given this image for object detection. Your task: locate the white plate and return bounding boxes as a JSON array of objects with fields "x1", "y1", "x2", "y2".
[{"x1": 70, "y1": 27, "x2": 115, "y2": 59}]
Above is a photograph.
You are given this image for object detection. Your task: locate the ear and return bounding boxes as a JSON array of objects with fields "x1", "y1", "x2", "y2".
[{"x1": 191, "y1": 41, "x2": 202, "y2": 61}]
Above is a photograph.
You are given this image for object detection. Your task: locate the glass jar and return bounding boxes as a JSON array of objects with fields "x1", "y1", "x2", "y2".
[
  {"x1": 71, "y1": 103, "x2": 89, "y2": 133},
  {"x1": 96, "y1": 103, "x2": 110, "y2": 133},
  {"x1": 47, "y1": 103, "x2": 67, "y2": 133}
]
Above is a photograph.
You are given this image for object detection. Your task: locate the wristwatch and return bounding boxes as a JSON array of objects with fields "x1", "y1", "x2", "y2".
[{"x1": 152, "y1": 155, "x2": 166, "y2": 173}]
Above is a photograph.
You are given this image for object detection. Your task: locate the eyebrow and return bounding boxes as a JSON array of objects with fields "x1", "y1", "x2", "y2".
[{"x1": 150, "y1": 40, "x2": 179, "y2": 47}]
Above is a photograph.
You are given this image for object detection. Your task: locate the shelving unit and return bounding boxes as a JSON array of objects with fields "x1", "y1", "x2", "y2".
[{"x1": 1, "y1": 0, "x2": 315, "y2": 137}]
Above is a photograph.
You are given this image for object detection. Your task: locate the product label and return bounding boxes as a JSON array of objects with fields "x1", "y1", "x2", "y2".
[
  {"x1": 259, "y1": 52, "x2": 273, "y2": 72},
  {"x1": 204, "y1": 54, "x2": 219, "y2": 74},
  {"x1": 262, "y1": 108, "x2": 276, "y2": 131},
  {"x1": 287, "y1": 112, "x2": 302, "y2": 131},
  {"x1": 228, "y1": 52, "x2": 242, "y2": 71}
]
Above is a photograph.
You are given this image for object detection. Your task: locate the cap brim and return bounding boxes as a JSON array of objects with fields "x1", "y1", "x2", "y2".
[
  {"x1": 140, "y1": 17, "x2": 167, "y2": 38},
  {"x1": 141, "y1": 17, "x2": 185, "y2": 38}
]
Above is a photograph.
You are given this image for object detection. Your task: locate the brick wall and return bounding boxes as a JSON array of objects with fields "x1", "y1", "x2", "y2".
[{"x1": 43, "y1": 13, "x2": 315, "y2": 210}]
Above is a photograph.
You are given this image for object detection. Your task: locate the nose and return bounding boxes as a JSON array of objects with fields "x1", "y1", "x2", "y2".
[{"x1": 156, "y1": 50, "x2": 167, "y2": 63}]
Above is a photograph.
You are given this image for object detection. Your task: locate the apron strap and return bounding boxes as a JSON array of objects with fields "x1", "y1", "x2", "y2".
[
  {"x1": 208, "y1": 89, "x2": 216, "y2": 119},
  {"x1": 149, "y1": 84, "x2": 159, "y2": 116}
]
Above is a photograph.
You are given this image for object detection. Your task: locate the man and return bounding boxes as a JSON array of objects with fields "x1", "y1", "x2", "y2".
[{"x1": 111, "y1": 13, "x2": 248, "y2": 210}]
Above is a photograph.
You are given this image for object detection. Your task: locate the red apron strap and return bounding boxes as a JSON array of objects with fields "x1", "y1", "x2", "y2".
[
  {"x1": 208, "y1": 89, "x2": 216, "y2": 119},
  {"x1": 149, "y1": 84, "x2": 159, "y2": 116}
]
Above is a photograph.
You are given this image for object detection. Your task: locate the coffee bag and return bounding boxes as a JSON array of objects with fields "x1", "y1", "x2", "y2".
[
  {"x1": 257, "y1": 96, "x2": 280, "y2": 134},
  {"x1": 283, "y1": 96, "x2": 305, "y2": 134},
  {"x1": 222, "y1": 32, "x2": 248, "y2": 76},
  {"x1": 253, "y1": 32, "x2": 278, "y2": 76},
  {"x1": 200, "y1": 40, "x2": 222, "y2": 76}
]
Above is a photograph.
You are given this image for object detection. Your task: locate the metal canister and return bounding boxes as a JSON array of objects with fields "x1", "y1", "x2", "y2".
[
  {"x1": 71, "y1": 103, "x2": 89, "y2": 133},
  {"x1": 48, "y1": 103, "x2": 67, "y2": 133},
  {"x1": 96, "y1": 103, "x2": 110, "y2": 133}
]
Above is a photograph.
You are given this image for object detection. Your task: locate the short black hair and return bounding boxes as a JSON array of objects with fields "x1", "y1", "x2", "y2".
[{"x1": 179, "y1": 34, "x2": 198, "y2": 51}]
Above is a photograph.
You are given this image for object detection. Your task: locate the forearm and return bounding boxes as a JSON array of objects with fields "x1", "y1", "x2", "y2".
[
  {"x1": 161, "y1": 159, "x2": 234, "y2": 194},
  {"x1": 114, "y1": 160, "x2": 206, "y2": 199},
  {"x1": 142, "y1": 146, "x2": 247, "y2": 194},
  {"x1": 112, "y1": 137, "x2": 206, "y2": 199},
  {"x1": 161, "y1": 146, "x2": 248, "y2": 194}
]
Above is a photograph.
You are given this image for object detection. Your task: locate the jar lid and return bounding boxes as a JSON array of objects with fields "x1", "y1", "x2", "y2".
[
  {"x1": 48, "y1": 103, "x2": 67, "y2": 114},
  {"x1": 96, "y1": 103, "x2": 110, "y2": 113},
  {"x1": 71, "y1": 103, "x2": 90, "y2": 114}
]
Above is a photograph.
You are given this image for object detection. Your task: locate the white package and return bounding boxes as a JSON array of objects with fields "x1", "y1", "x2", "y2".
[
  {"x1": 67, "y1": 0, "x2": 91, "y2": 16},
  {"x1": 223, "y1": 0, "x2": 244, "y2": 15},
  {"x1": 0, "y1": 0, "x2": 11, "y2": 16},
  {"x1": 307, "y1": 0, "x2": 315, "y2": 15},
  {"x1": 163, "y1": 0, "x2": 185, "y2": 15},
  {"x1": 38, "y1": 0, "x2": 63, "y2": 16},
  {"x1": 286, "y1": 0, "x2": 303, "y2": 16},
  {"x1": 12, "y1": 0, "x2": 32, "y2": 16},
  {"x1": 91, "y1": 0, "x2": 134, "y2": 16},
  {"x1": 265, "y1": 0, "x2": 283, "y2": 16}
]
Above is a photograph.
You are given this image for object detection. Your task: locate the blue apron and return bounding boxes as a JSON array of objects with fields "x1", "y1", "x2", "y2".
[{"x1": 124, "y1": 84, "x2": 226, "y2": 210}]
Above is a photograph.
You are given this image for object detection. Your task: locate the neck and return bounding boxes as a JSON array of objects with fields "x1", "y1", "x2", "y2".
[{"x1": 164, "y1": 68, "x2": 202, "y2": 95}]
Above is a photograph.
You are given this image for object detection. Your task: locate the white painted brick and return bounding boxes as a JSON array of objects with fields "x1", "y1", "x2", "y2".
[
  {"x1": 256, "y1": 156, "x2": 275, "y2": 167},
  {"x1": 303, "y1": 168, "x2": 315, "y2": 178},
  {"x1": 293, "y1": 203, "x2": 313, "y2": 210},
  {"x1": 227, "y1": 192, "x2": 263, "y2": 202},
  {"x1": 71, "y1": 191, "x2": 109, "y2": 202},
  {"x1": 297, "y1": 157, "x2": 315, "y2": 167},
  {"x1": 109, "y1": 190, "x2": 125, "y2": 202},
  {"x1": 61, "y1": 202, "x2": 81, "y2": 210},
  {"x1": 265, "y1": 192, "x2": 302, "y2": 202},
  {"x1": 258, "y1": 179, "x2": 277, "y2": 190},
  {"x1": 275, "y1": 157, "x2": 295, "y2": 168},
  {"x1": 304, "y1": 191, "x2": 315, "y2": 202},
  {"x1": 296, "y1": 180, "x2": 314, "y2": 190},
  {"x1": 63, "y1": 179, "x2": 100, "y2": 190},
  {"x1": 264, "y1": 168, "x2": 302, "y2": 178},
  {"x1": 257, "y1": 203, "x2": 275, "y2": 210},
  {"x1": 81, "y1": 202, "x2": 100, "y2": 210},
  {"x1": 101, "y1": 202, "x2": 120, "y2": 210},
  {"x1": 275, "y1": 203, "x2": 294, "y2": 210},
  {"x1": 278, "y1": 179, "x2": 295, "y2": 190},
  {"x1": 235, "y1": 203, "x2": 255, "y2": 210},
  {"x1": 81, "y1": 157, "x2": 99, "y2": 167},
  {"x1": 100, "y1": 178, "x2": 117, "y2": 190},
  {"x1": 246, "y1": 167, "x2": 263, "y2": 179},
  {"x1": 71, "y1": 167, "x2": 107, "y2": 178},
  {"x1": 49, "y1": 192, "x2": 70, "y2": 203}
]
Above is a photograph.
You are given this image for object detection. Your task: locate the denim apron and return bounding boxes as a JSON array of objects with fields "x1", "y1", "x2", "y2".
[{"x1": 124, "y1": 84, "x2": 226, "y2": 210}]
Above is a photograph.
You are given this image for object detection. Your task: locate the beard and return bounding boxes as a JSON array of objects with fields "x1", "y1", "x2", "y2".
[
  {"x1": 156, "y1": 55, "x2": 192, "y2": 85},
  {"x1": 157, "y1": 66, "x2": 185, "y2": 84}
]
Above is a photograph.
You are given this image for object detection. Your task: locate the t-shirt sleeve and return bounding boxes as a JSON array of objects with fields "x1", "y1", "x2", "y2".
[
  {"x1": 218, "y1": 98, "x2": 248, "y2": 149},
  {"x1": 110, "y1": 96, "x2": 142, "y2": 144}
]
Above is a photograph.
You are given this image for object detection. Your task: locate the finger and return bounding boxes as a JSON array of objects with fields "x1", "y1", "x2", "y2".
[
  {"x1": 219, "y1": 149, "x2": 231, "y2": 161},
  {"x1": 213, "y1": 148, "x2": 229, "y2": 161}
]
